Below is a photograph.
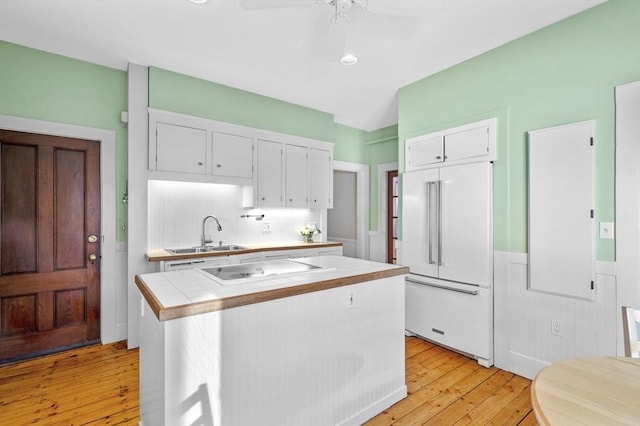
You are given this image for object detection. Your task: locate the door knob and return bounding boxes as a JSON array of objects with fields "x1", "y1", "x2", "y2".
[
  {"x1": 87, "y1": 235, "x2": 98, "y2": 243},
  {"x1": 88, "y1": 254, "x2": 97, "y2": 261}
]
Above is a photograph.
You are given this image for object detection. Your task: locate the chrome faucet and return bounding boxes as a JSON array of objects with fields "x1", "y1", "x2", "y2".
[{"x1": 201, "y1": 215, "x2": 222, "y2": 247}]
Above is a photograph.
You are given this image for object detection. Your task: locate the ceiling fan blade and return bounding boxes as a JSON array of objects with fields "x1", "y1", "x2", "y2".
[
  {"x1": 327, "y1": 19, "x2": 348, "y2": 61},
  {"x1": 239, "y1": 0, "x2": 318, "y2": 10},
  {"x1": 364, "y1": 0, "x2": 444, "y2": 17}
]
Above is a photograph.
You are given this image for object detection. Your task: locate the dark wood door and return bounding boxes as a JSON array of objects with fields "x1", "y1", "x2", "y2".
[{"x1": 0, "y1": 130, "x2": 100, "y2": 362}]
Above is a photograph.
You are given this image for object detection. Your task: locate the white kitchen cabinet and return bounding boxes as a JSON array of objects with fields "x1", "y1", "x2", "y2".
[
  {"x1": 156, "y1": 122, "x2": 208, "y2": 174},
  {"x1": 256, "y1": 139, "x2": 283, "y2": 207},
  {"x1": 406, "y1": 135, "x2": 444, "y2": 168},
  {"x1": 405, "y1": 118, "x2": 496, "y2": 171},
  {"x1": 309, "y1": 148, "x2": 333, "y2": 209},
  {"x1": 211, "y1": 131, "x2": 253, "y2": 179},
  {"x1": 149, "y1": 109, "x2": 254, "y2": 185},
  {"x1": 285, "y1": 144, "x2": 308, "y2": 208}
]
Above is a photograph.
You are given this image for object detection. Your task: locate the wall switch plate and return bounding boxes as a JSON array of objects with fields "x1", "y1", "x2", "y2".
[
  {"x1": 261, "y1": 222, "x2": 271, "y2": 232},
  {"x1": 599, "y1": 222, "x2": 615, "y2": 239}
]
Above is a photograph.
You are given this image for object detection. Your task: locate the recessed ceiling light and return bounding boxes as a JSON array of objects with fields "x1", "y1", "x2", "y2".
[
  {"x1": 340, "y1": 54, "x2": 358, "y2": 66},
  {"x1": 189, "y1": 0, "x2": 207, "y2": 3}
]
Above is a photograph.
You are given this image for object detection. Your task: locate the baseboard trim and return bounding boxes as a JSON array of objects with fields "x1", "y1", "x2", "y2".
[{"x1": 340, "y1": 385, "x2": 407, "y2": 426}]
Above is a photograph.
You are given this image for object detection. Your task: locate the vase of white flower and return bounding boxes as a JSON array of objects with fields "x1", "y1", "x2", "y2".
[{"x1": 299, "y1": 224, "x2": 321, "y2": 243}]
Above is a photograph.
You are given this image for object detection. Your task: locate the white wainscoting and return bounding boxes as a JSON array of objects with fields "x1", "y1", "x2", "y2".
[
  {"x1": 328, "y1": 237, "x2": 357, "y2": 258},
  {"x1": 102, "y1": 242, "x2": 129, "y2": 344},
  {"x1": 494, "y1": 251, "x2": 617, "y2": 379},
  {"x1": 369, "y1": 231, "x2": 386, "y2": 263}
]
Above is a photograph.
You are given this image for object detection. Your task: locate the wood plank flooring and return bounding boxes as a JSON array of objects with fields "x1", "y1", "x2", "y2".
[{"x1": 0, "y1": 336, "x2": 536, "y2": 425}]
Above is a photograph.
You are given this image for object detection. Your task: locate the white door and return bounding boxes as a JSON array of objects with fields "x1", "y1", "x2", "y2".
[
  {"x1": 256, "y1": 139, "x2": 282, "y2": 207},
  {"x1": 438, "y1": 162, "x2": 492, "y2": 286},
  {"x1": 401, "y1": 168, "x2": 439, "y2": 277},
  {"x1": 285, "y1": 144, "x2": 308, "y2": 208}
]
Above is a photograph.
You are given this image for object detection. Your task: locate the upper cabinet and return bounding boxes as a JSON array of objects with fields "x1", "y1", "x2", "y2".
[
  {"x1": 149, "y1": 109, "x2": 254, "y2": 185},
  {"x1": 309, "y1": 148, "x2": 332, "y2": 209},
  {"x1": 156, "y1": 122, "x2": 208, "y2": 174},
  {"x1": 148, "y1": 109, "x2": 334, "y2": 209},
  {"x1": 211, "y1": 131, "x2": 253, "y2": 179},
  {"x1": 285, "y1": 144, "x2": 308, "y2": 208},
  {"x1": 256, "y1": 139, "x2": 283, "y2": 207},
  {"x1": 406, "y1": 118, "x2": 497, "y2": 171},
  {"x1": 254, "y1": 138, "x2": 333, "y2": 209}
]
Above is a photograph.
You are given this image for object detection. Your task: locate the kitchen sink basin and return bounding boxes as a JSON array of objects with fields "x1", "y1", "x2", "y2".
[{"x1": 166, "y1": 245, "x2": 246, "y2": 255}]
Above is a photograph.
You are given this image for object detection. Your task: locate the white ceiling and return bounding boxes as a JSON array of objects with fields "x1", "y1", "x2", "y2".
[{"x1": 0, "y1": 0, "x2": 606, "y2": 131}]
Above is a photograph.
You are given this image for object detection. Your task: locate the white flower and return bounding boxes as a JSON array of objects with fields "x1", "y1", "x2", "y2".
[{"x1": 299, "y1": 224, "x2": 321, "y2": 237}]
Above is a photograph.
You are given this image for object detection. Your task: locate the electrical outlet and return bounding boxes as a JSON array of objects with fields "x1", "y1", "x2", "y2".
[
  {"x1": 261, "y1": 222, "x2": 271, "y2": 232},
  {"x1": 551, "y1": 319, "x2": 561, "y2": 336},
  {"x1": 347, "y1": 291, "x2": 356, "y2": 308}
]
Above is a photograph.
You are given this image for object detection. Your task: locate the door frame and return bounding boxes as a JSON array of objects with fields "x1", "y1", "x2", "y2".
[
  {"x1": 377, "y1": 161, "x2": 398, "y2": 263},
  {"x1": 332, "y1": 161, "x2": 369, "y2": 260},
  {"x1": 0, "y1": 114, "x2": 118, "y2": 343}
]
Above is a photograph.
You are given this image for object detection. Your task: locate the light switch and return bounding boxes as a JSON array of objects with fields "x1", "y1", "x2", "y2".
[
  {"x1": 599, "y1": 222, "x2": 615, "y2": 239},
  {"x1": 261, "y1": 222, "x2": 271, "y2": 232}
]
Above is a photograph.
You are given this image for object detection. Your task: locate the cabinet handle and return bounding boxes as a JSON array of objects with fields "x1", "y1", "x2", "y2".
[
  {"x1": 216, "y1": 164, "x2": 221, "y2": 168},
  {"x1": 435, "y1": 156, "x2": 442, "y2": 160},
  {"x1": 261, "y1": 197, "x2": 266, "y2": 201},
  {"x1": 198, "y1": 162, "x2": 204, "y2": 166},
  {"x1": 289, "y1": 198, "x2": 293, "y2": 202}
]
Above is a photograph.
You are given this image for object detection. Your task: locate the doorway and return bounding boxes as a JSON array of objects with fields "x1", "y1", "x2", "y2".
[
  {"x1": 0, "y1": 130, "x2": 101, "y2": 362},
  {"x1": 328, "y1": 161, "x2": 369, "y2": 259},
  {"x1": 328, "y1": 170, "x2": 358, "y2": 257}
]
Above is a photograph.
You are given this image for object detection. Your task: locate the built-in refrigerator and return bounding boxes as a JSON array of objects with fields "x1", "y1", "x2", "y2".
[{"x1": 401, "y1": 161, "x2": 493, "y2": 366}]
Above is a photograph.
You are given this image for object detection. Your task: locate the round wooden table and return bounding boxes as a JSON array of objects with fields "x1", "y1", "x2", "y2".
[{"x1": 531, "y1": 357, "x2": 640, "y2": 425}]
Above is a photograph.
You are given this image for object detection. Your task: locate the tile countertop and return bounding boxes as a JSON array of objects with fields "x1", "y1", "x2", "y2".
[
  {"x1": 146, "y1": 241, "x2": 343, "y2": 262},
  {"x1": 135, "y1": 255, "x2": 409, "y2": 322}
]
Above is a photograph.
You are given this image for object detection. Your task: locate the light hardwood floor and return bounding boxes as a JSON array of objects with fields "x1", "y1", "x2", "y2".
[{"x1": 0, "y1": 337, "x2": 537, "y2": 425}]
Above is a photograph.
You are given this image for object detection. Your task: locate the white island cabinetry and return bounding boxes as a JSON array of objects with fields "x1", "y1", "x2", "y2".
[{"x1": 137, "y1": 256, "x2": 408, "y2": 426}]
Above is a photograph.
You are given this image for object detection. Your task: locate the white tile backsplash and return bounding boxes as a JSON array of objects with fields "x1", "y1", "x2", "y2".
[{"x1": 147, "y1": 180, "x2": 322, "y2": 250}]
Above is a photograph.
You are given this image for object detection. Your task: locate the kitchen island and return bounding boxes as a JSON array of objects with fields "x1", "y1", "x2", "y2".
[{"x1": 135, "y1": 255, "x2": 408, "y2": 426}]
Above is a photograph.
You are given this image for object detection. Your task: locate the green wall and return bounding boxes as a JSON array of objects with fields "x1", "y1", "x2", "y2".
[
  {"x1": 333, "y1": 123, "x2": 399, "y2": 231},
  {"x1": 398, "y1": 0, "x2": 640, "y2": 260},
  {"x1": 0, "y1": 41, "x2": 129, "y2": 241},
  {"x1": 149, "y1": 67, "x2": 335, "y2": 143}
]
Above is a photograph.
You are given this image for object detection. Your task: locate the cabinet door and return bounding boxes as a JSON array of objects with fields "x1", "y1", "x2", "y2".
[
  {"x1": 438, "y1": 162, "x2": 492, "y2": 286},
  {"x1": 285, "y1": 144, "x2": 308, "y2": 208},
  {"x1": 406, "y1": 135, "x2": 444, "y2": 170},
  {"x1": 309, "y1": 148, "x2": 332, "y2": 209},
  {"x1": 444, "y1": 125, "x2": 489, "y2": 162},
  {"x1": 401, "y1": 168, "x2": 440, "y2": 278},
  {"x1": 156, "y1": 122, "x2": 207, "y2": 174},
  {"x1": 211, "y1": 131, "x2": 253, "y2": 179},
  {"x1": 256, "y1": 139, "x2": 283, "y2": 207}
]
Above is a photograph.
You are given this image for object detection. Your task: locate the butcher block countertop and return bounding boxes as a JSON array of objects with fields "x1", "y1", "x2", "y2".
[
  {"x1": 146, "y1": 241, "x2": 343, "y2": 262},
  {"x1": 135, "y1": 255, "x2": 408, "y2": 322}
]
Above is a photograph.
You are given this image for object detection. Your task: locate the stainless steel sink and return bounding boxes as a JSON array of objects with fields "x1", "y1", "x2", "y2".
[{"x1": 166, "y1": 245, "x2": 246, "y2": 255}]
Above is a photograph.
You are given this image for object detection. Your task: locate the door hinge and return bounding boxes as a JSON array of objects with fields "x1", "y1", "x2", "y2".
[
  {"x1": 590, "y1": 137, "x2": 594, "y2": 146},
  {"x1": 590, "y1": 209, "x2": 594, "y2": 219},
  {"x1": 591, "y1": 280, "x2": 595, "y2": 290}
]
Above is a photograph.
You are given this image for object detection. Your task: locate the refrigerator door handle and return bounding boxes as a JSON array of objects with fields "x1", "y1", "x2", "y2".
[
  {"x1": 406, "y1": 277, "x2": 479, "y2": 295},
  {"x1": 437, "y1": 180, "x2": 443, "y2": 266},
  {"x1": 427, "y1": 181, "x2": 435, "y2": 265}
]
